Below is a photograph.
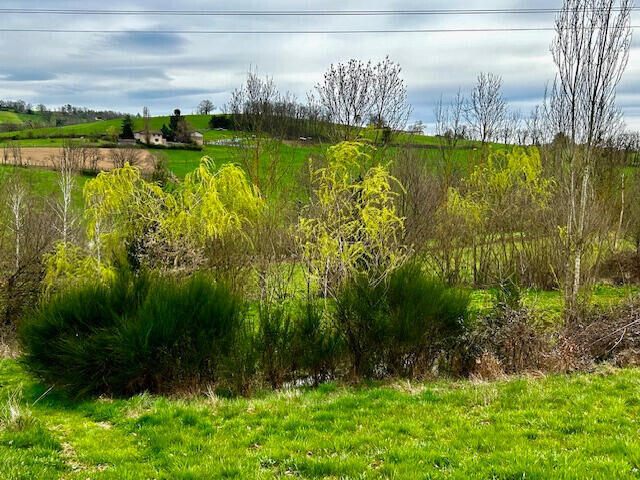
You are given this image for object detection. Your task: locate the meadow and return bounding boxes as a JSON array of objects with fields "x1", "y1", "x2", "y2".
[{"x1": 2, "y1": 359, "x2": 640, "y2": 479}]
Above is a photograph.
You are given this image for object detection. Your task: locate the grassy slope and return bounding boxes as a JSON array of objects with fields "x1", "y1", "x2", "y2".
[
  {"x1": 0, "y1": 165, "x2": 87, "y2": 206},
  {"x1": 0, "y1": 115, "x2": 216, "y2": 140},
  {"x1": 2, "y1": 358, "x2": 640, "y2": 479},
  {"x1": 0, "y1": 111, "x2": 45, "y2": 125}
]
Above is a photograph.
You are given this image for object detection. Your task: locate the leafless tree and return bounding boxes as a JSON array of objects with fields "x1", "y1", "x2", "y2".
[
  {"x1": 197, "y1": 99, "x2": 215, "y2": 115},
  {"x1": 465, "y1": 72, "x2": 507, "y2": 145},
  {"x1": 434, "y1": 90, "x2": 468, "y2": 192},
  {"x1": 369, "y1": 56, "x2": 412, "y2": 141},
  {"x1": 501, "y1": 109, "x2": 523, "y2": 145},
  {"x1": 549, "y1": 0, "x2": 633, "y2": 313},
  {"x1": 0, "y1": 175, "x2": 56, "y2": 325},
  {"x1": 143, "y1": 106, "x2": 151, "y2": 144},
  {"x1": 109, "y1": 147, "x2": 141, "y2": 169},
  {"x1": 315, "y1": 59, "x2": 374, "y2": 141},
  {"x1": 526, "y1": 105, "x2": 544, "y2": 145},
  {"x1": 315, "y1": 57, "x2": 410, "y2": 143},
  {"x1": 49, "y1": 148, "x2": 79, "y2": 245}
]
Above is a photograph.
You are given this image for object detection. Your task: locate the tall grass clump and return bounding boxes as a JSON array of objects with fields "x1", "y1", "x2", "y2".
[
  {"x1": 19, "y1": 270, "x2": 244, "y2": 396},
  {"x1": 335, "y1": 263, "x2": 471, "y2": 378}
]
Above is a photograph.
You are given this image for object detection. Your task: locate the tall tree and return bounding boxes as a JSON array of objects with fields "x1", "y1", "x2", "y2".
[
  {"x1": 197, "y1": 99, "x2": 215, "y2": 115},
  {"x1": 121, "y1": 115, "x2": 134, "y2": 139},
  {"x1": 465, "y1": 72, "x2": 506, "y2": 146},
  {"x1": 549, "y1": 0, "x2": 632, "y2": 313}
]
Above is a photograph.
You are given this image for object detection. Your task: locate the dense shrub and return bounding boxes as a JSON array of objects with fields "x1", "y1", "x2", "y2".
[
  {"x1": 209, "y1": 114, "x2": 234, "y2": 130},
  {"x1": 257, "y1": 300, "x2": 344, "y2": 388},
  {"x1": 20, "y1": 271, "x2": 244, "y2": 396},
  {"x1": 335, "y1": 263, "x2": 471, "y2": 378}
]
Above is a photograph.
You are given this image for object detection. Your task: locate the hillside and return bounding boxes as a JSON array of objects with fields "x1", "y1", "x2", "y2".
[
  {"x1": 0, "y1": 115, "x2": 215, "y2": 141},
  {"x1": 0, "y1": 111, "x2": 45, "y2": 125}
]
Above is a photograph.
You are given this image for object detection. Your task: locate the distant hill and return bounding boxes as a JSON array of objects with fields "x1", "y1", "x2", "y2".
[{"x1": 0, "y1": 111, "x2": 45, "y2": 126}]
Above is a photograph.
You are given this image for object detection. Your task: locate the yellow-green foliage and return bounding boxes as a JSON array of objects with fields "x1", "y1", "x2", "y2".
[
  {"x1": 445, "y1": 147, "x2": 551, "y2": 231},
  {"x1": 297, "y1": 142, "x2": 407, "y2": 294},
  {"x1": 80, "y1": 158, "x2": 263, "y2": 270},
  {"x1": 42, "y1": 242, "x2": 115, "y2": 295},
  {"x1": 164, "y1": 157, "x2": 264, "y2": 245}
]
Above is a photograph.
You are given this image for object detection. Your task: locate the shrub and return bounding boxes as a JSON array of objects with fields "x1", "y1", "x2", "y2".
[
  {"x1": 472, "y1": 306, "x2": 550, "y2": 375},
  {"x1": 20, "y1": 271, "x2": 244, "y2": 396},
  {"x1": 335, "y1": 263, "x2": 471, "y2": 378},
  {"x1": 209, "y1": 114, "x2": 234, "y2": 130},
  {"x1": 257, "y1": 300, "x2": 345, "y2": 388},
  {"x1": 385, "y1": 263, "x2": 471, "y2": 376},
  {"x1": 257, "y1": 304, "x2": 295, "y2": 389},
  {"x1": 291, "y1": 301, "x2": 344, "y2": 385}
]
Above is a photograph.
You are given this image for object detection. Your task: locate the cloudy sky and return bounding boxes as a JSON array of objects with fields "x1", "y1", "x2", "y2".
[{"x1": 0, "y1": 0, "x2": 638, "y2": 132}]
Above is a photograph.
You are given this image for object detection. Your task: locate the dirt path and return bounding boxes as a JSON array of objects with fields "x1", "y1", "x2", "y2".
[{"x1": 3, "y1": 147, "x2": 156, "y2": 172}]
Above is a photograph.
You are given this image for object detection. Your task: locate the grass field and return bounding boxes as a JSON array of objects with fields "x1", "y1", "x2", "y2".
[
  {"x1": 2, "y1": 358, "x2": 640, "y2": 479},
  {"x1": 0, "y1": 111, "x2": 45, "y2": 125}
]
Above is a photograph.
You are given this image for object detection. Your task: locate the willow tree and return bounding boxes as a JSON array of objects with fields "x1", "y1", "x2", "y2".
[
  {"x1": 41, "y1": 158, "x2": 264, "y2": 281},
  {"x1": 297, "y1": 142, "x2": 407, "y2": 297}
]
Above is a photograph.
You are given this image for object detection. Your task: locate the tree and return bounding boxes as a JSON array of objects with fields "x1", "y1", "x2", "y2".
[
  {"x1": 142, "y1": 106, "x2": 151, "y2": 144},
  {"x1": 83, "y1": 158, "x2": 264, "y2": 271},
  {"x1": 197, "y1": 99, "x2": 215, "y2": 115},
  {"x1": 549, "y1": 0, "x2": 632, "y2": 313},
  {"x1": 109, "y1": 147, "x2": 141, "y2": 169},
  {"x1": 315, "y1": 59, "x2": 374, "y2": 141},
  {"x1": 121, "y1": 115, "x2": 134, "y2": 139},
  {"x1": 315, "y1": 57, "x2": 410, "y2": 143},
  {"x1": 165, "y1": 108, "x2": 194, "y2": 143},
  {"x1": 368, "y1": 56, "x2": 412, "y2": 142},
  {"x1": 297, "y1": 142, "x2": 407, "y2": 297},
  {"x1": 465, "y1": 72, "x2": 506, "y2": 145}
]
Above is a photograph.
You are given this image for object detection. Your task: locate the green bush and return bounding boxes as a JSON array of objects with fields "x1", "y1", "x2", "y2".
[
  {"x1": 20, "y1": 271, "x2": 244, "y2": 396},
  {"x1": 257, "y1": 300, "x2": 344, "y2": 388},
  {"x1": 291, "y1": 301, "x2": 345, "y2": 384},
  {"x1": 335, "y1": 263, "x2": 471, "y2": 378},
  {"x1": 257, "y1": 304, "x2": 295, "y2": 389}
]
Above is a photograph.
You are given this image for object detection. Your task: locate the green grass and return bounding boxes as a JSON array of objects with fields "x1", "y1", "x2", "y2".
[
  {"x1": 0, "y1": 111, "x2": 45, "y2": 125},
  {"x1": 0, "y1": 115, "x2": 221, "y2": 141},
  {"x1": 0, "y1": 165, "x2": 89, "y2": 207},
  {"x1": 2, "y1": 358, "x2": 640, "y2": 479}
]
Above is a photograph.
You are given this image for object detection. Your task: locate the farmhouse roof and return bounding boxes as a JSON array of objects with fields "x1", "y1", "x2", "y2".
[{"x1": 135, "y1": 130, "x2": 163, "y2": 135}]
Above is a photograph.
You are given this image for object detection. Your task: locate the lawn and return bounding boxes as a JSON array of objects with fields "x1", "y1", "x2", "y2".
[{"x1": 1, "y1": 358, "x2": 640, "y2": 479}]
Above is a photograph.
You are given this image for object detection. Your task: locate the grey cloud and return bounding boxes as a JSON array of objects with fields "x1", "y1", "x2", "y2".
[
  {"x1": 111, "y1": 32, "x2": 187, "y2": 53},
  {"x1": 2, "y1": 70, "x2": 57, "y2": 81}
]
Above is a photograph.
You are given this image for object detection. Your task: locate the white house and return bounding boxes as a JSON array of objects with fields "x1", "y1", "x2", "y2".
[{"x1": 134, "y1": 130, "x2": 167, "y2": 146}]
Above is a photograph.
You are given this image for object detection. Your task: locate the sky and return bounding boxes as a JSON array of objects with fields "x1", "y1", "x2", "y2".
[{"x1": 0, "y1": 0, "x2": 638, "y2": 132}]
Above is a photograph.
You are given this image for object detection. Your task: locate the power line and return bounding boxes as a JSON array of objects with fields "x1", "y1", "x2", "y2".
[
  {"x1": 0, "y1": 26, "x2": 638, "y2": 35},
  {"x1": 0, "y1": 7, "x2": 638, "y2": 16}
]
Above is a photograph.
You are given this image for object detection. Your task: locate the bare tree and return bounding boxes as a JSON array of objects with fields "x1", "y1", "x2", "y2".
[
  {"x1": 549, "y1": 0, "x2": 633, "y2": 312},
  {"x1": 143, "y1": 106, "x2": 151, "y2": 144},
  {"x1": 526, "y1": 105, "x2": 544, "y2": 145},
  {"x1": 434, "y1": 90, "x2": 467, "y2": 192},
  {"x1": 466, "y1": 72, "x2": 506, "y2": 145},
  {"x1": 109, "y1": 147, "x2": 141, "y2": 169},
  {"x1": 315, "y1": 57, "x2": 410, "y2": 143},
  {"x1": 369, "y1": 56, "x2": 412, "y2": 142},
  {"x1": 315, "y1": 59, "x2": 375, "y2": 141},
  {"x1": 502, "y1": 109, "x2": 523, "y2": 145},
  {"x1": 6, "y1": 178, "x2": 26, "y2": 270},
  {"x1": 49, "y1": 148, "x2": 79, "y2": 244},
  {"x1": 0, "y1": 174, "x2": 56, "y2": 326},
  {"x1": 197, "y1": 99, "x2": 215, "y2": 115}
]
